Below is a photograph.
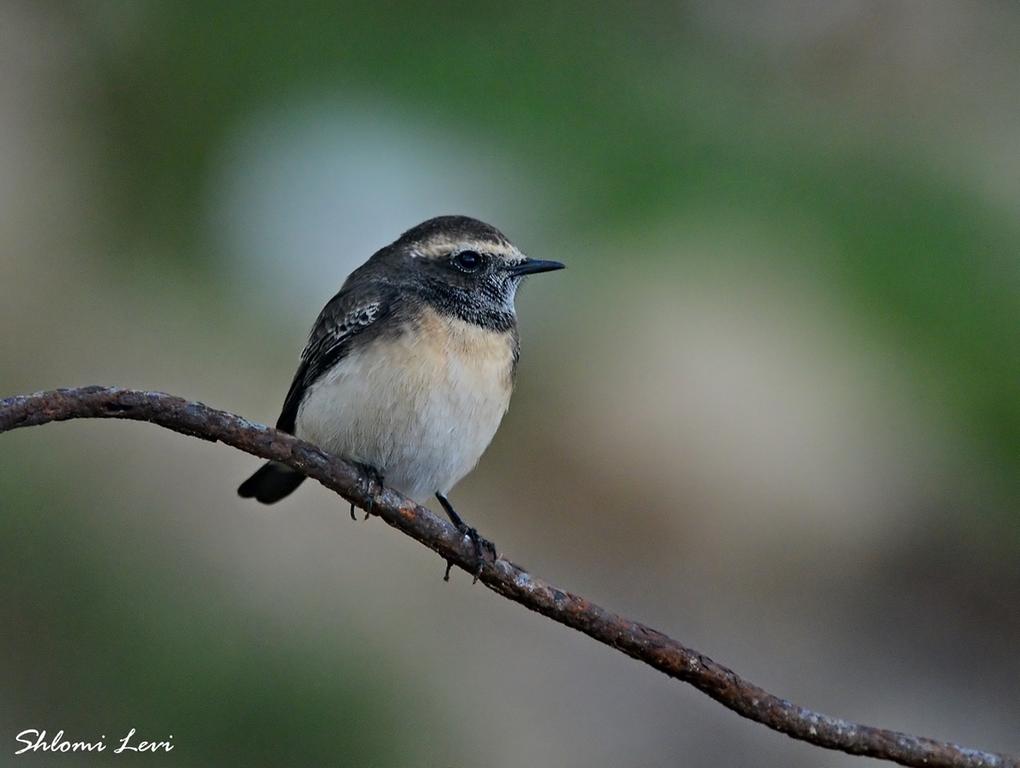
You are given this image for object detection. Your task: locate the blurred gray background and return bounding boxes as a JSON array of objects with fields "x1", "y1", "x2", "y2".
[{"x1": 1, "y1": 1, "x2": 1018, "y2": 766}]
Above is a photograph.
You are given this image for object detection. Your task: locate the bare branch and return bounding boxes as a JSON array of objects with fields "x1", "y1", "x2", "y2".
[{"x1": 1, "y1": 385, "x2": 1015, "y2": 768}]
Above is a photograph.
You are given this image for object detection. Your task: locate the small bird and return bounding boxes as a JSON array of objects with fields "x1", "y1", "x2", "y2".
[{"x1": 238, "y1": 215, "x2": 564, "y2": 573}]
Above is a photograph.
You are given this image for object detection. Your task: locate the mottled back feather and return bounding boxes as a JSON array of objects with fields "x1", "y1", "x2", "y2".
[{"x1": 276, "y1": 282, "x2": 395, "y2": 433}]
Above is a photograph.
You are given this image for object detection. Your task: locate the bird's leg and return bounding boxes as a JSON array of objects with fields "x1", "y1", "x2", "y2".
[
  {"x1": 436, "y1": 492, "x2": 495, "y2": 583},
  {"x1": 350, "y1": 462, "x2": 384, "y2": 520}
]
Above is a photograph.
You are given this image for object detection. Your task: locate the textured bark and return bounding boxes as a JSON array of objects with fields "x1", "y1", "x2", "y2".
[{"x1": 1, "y1": 386, "x2": 1016, "y2": 768}]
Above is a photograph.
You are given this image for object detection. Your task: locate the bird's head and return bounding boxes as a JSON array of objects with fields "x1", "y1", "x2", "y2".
[{"x1": 380, "y1": 216, "x2": 564, "y2": 330}]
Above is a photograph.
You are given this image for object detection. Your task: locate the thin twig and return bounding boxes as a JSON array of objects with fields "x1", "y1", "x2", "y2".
[{"x1": 1, "y1": 386, "x2": 1015, "y2": 768}]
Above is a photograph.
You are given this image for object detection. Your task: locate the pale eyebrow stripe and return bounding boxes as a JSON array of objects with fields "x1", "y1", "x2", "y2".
[{"x1": 413, "y1": 239, "x2": 518, "y2": 260}]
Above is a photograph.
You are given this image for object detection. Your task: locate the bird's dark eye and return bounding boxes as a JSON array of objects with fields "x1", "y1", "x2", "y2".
[{"x1": 453, "y1": 250, "x2": 483, "y2": 272}]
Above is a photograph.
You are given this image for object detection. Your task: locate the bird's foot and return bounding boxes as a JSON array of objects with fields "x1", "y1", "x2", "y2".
[
  {"x1": 350, "y1": 462, "x2": 384, "y2": 520},
  {"x1": 435, "y1": 492, "x2": 495, "y2": 583},
  {"x1": 443, "y1": 523, "x2": 496, "y2": 584}
]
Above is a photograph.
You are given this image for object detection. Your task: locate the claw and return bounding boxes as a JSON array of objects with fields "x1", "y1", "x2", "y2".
[
  {"x1": 437, "y1": 527, "x2": 495, "y2": 583},
  {"x1": 351, "y1": 462, "x2": 384, "y2": 521},
  {"x1": 434, "y1": 492, "x2": 495, "y2": 583},
  {"x1": 453, "y1": 525, "x2": 494, "y2": 583}
]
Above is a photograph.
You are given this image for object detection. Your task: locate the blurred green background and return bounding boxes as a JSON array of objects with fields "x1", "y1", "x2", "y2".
[{"x1": 2, "y1": 1, "x2": 1018, "y2": 766}]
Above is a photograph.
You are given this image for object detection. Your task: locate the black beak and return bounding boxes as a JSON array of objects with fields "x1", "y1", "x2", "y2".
[{"x1": 509, "y1": 258, "x2": 566, "y2": 277}]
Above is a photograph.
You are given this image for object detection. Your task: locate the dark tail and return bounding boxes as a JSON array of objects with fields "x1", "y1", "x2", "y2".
[{"x1": 238, "y1": 461, "x2": 306, "y2": 504}]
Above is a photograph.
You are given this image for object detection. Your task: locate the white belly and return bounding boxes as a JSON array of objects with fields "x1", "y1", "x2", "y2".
[{"x1": 295, "y1": 310, "x2": 515, "y2": 502}]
